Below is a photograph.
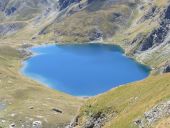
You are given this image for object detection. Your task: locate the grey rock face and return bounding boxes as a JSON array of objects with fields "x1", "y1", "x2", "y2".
[
  {"x1": 139, "y1": 24, "x2": 168, "y2": 51},
  {"x1": 0, "y1": 0, "x2": 9, "y2": 11},
  {"x1": 5, "y1": 6, "x2": 17, "y2": 16},
  {"x1": 164, "y1": 65, "x2": 170, "y2": 73},
  {"x1": 134, "y1": 100, "x2": 170, "y2": 128},
  {"x1": 131, "y1": 33, "x2": 145, "y2": 45},
  {"x1": 138, "y1": 6, "x2": 160, "y2": 23},
  {"x1": 138, "y1": 4, "x2": 170, "y2": 51},
  {"x1": 164, "y1": 5, "x2": 170, "y2": 19},
  {"x1": 58, "y1": 0, "x2": 81, "y2": 10},
  {"x1": 163, "y1": 61, "x2": 170, "y2": 73},
  {"x1": 0, "y1": 23, "x2": 26, "y2": 36},
  {"x1": 18, "y1": 48, "x2": 32, "y2": 58},
  {"x1": 69, "y1": 112, "x2": 111, "y2": 128},
  {"x1": 83, "y1": 112, "x2": 106, "y2": 128},
  {"x1": 88, "y1": 28, "x2": 103, "y2": 41},
  {"x1": 1, "y1": 0, "x2": 58, "y2": 17}
]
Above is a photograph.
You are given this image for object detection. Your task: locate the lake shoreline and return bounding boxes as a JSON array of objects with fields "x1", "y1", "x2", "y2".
[{"x1": 20, "y1": 42, "x2": 151, "y2": 97}]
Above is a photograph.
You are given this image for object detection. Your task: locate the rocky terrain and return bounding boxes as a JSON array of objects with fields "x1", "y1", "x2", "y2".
[
  {"x1": 0, "y1": 0, "x2": 169, "y2": 73},
  {"x1": 0, "y1": 0, "x2": 170, "y2": 128},
  {"x1": 135, "y1": 100, "x2": 170, "y2": 128}
]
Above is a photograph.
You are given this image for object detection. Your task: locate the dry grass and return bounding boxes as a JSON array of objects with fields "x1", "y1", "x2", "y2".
[
  {"x1": 78, "y1": 73, "x2": 170, "y2": 128},
  {"x1": 0, "y1": 45, "x2": 83, "y2": 127}
]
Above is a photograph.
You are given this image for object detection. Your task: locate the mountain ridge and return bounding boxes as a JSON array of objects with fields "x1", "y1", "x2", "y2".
[{"x1": 0, "y1": 0, "x2": 170, "y2": 128}]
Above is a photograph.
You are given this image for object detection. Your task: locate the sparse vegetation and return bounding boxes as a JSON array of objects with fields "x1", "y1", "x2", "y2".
[
  {"x1": 77, "y1": 73, "x2": 170, "y2": 128},
  {"x1": 0, "y1": 0, "x2": 170, "y2": 127},
  {"x1": 0, "y1": 46, "x2": 82, "y2": 127}
]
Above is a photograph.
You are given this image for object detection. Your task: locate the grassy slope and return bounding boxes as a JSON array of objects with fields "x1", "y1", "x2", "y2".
[
  {"x1": 78, "y1": 73, "x2": 170, "y2": 128},
  {"x1": 105, "y1": 0, "x2": 170, "y2": 71},
  {"x1": 0, "y1": 0, "x2": 170, "y2": 128},
  {"x1": 76, "y1": 1, "x2": 170, "y2": 127},
  {"x1": 36, "y1": 1, "x2": 135, "y2": 43},
  {"x1": 0, "y1": 45, "x2": 82, "y2": 127}
]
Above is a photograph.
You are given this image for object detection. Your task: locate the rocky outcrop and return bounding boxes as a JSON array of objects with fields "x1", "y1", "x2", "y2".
[
  {"x1": 69, "y1": 112, "x2": 107, "y2": 128},
  {"x1": 163, "y1": 61, "x2": 170, "y2": 73},
  {"x1": 133, "y1": 4, "x2": 170, "y2": 52},
  {"x1": 163, "y1": 65, "x2": 170, "y2": 73},
  {"x1": 138, "y1": 6, "x2": 160, "y2": 23},
  {"x1": 5, "y1": 7, "x2": 17, "y2": 16},
  {"x1": 58, "y1": 0, "x2": 81, "y2": 10},
  {"x1": 0, "y1": 0, "x2": 58, "y2": 18},
  {"x1": 134, "y1": 100, "x2": 170, "y2": 128},
  {"x1": 83, "y1": 112, "x2": 106, "y2": 128},
  {"x1": 70, "y1": 107, "x2": 117, "y2": 128},
  {"x1": 0, "y1": 0, "x2": 9, "y2": 11},
  {"x1": 18, "y1": 48, "x2": 32, "y2": 58},
  {"x1": 88, "y1": 28, "x2": 103, "y2": 41},
  {"x1": 0, "y1": 22, "x2": 26, "y2": 36},
  {"x1": 138, "y1": 23, "x2": 168, "y2": 51}
]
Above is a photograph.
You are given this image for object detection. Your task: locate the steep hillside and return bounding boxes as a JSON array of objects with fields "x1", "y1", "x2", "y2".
[
  {"x1": 0, "y1": 45, "x2": 82, "y2": 127},
  {"x1": 71, "y1": 1, "x2": 170, "y2": 128},
  {"x1": 0, "y1": 0, "x2": 138, "y2": 44},
  {"x1": 74, "y1": 73, "x2": 170, "y2": 128},
  {"x1": 1, "y1": 0, "x2": 169, "y2": 73},
  {"x1": 0, "y1": 0, "x2": 170, "y2": 128},
  {"x1": 109, "y1": 0, "x2": 170, "y2": 74}
]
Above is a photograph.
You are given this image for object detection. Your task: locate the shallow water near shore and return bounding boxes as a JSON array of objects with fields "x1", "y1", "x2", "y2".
[{"x1": 21, "y1": 43, "x2": 150, "y2": 96}]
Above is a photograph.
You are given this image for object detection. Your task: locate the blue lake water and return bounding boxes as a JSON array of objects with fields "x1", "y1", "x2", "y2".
[{"x1": 21, "y1": 43, "x2": 150, "y2": 96}]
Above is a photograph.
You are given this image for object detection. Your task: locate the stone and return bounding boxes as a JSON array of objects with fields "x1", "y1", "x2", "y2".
[
  {"x1": 9, "y1": 123, "x2": 16, "y2": 128},
  {"x1": 83, "y1": 112, "x2": 106, "y2": 128},
  {"x1": 88, "y1": 28, "x2": 103, "y2": 41},
  {"x1": 52, "y1": 108, "x2": 62, "y2": 113},
  {"x1": 58, "y1": 0, "x2": 80, "y2": 11},
  {"x1": 1, "y1": 120, "x2": 5, "y2": 123},
  {"x1": 18, "y1": 48, "x2": 32, "y2": 58},
  {"x1": 163, "y1": 64, "x2": 170, "y2": 73},
  {"x1": 29, "y1": 106, "x2": 34, "y2": 109},
  {"x1": 32, "y1": 121, "x2": 42, "y2": 128}
]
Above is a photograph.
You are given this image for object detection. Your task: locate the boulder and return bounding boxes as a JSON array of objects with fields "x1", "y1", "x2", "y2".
[
  {"x1": 32, "y1": 121, "x2": 42, "y2": 128},
  {"x1": 52, "y1": 108, "x2": 63, "y2": 114},
  {"x1": 163, "y1": 62, "x2": 170, "y2": 73}
]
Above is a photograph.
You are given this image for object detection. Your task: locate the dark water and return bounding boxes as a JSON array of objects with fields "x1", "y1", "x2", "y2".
[{"x1": 21, "y1": 43, "x2": 150, "y2": 96}]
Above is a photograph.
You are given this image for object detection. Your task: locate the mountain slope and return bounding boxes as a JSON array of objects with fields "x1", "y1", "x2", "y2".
[
  {"x1": 74, "y1": 73, "x2": 170, "y2": 128},
  {"x1": 70, "y1": 1, "x2": 170, "y2": 127},
  {"x1": 110, "y1": 0, "x2": 170, "y2": 74},
  {"x1": 0, "y1": 45, "x2": 82, "y2": 127},
  {"x1": 0, "y1": 0, "x2": 170, "y2": 128},
  {"x1": 0, "y1": 0, "x2": 169, "y2": 73},
  {"x1": 0, "y1": 0, "x2": 138, "y2": 43}
]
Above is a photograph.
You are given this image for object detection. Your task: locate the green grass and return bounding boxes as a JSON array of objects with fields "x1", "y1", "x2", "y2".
[
  {"x1": 0, "y1": 46, "x2": 83, "y2": 127},
  {"x1": 0, "y1": 0, "x2": 170, "y2": 127},
  {"x1": 40, "y1": 3, "x2": 135, "y2": 43},
  {"x1": 77, "y1": 73, "x2": 170, "y2": 128}
]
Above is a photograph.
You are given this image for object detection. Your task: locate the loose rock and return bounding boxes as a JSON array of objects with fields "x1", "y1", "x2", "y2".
[
  {"x1": 52, "y1": 108, "x2": 62, "y2": 113},
  {"x1": 32, "y1": 121, "x2": 42, "y2": 128}
]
